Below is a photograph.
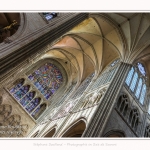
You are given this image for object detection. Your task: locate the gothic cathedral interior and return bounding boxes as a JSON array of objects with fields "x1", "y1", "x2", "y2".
[{"x1": 0, "y1": 12, "x2": 150, "y2": 138}]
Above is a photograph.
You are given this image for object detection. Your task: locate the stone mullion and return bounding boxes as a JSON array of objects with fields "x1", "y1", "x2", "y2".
[
  {"x1": 140, "y1": 77, "x2": 145, "y2": 98},
  {"x1": 29, "y1": 103, "x2": 40, "y2": 115},
  {"x1": 132, "y1": 116, "x2": 137, "y2": 129},
  {"x1": 122, "y1": 101, "x2": 126, "y2": 114},
  {"x1": 82, "y1": 62, "x2": 130, "y2": 137}
]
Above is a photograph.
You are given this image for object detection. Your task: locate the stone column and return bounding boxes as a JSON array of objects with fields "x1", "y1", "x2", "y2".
[{"x1": 82, "y1": 62, "x2": 131, "y2": 137}]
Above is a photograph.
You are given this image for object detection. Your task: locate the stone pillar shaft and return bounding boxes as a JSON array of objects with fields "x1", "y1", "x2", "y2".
[{"x1": 82, "y1": 62, "x2": 131, "y2": 137}]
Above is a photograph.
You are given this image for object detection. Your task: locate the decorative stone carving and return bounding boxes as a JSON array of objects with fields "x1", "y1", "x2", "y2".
[
  {"x1": 0, "y1": 112, "x2": 29, "y2": 137},
  {"x1": 81, "y1": 90, "x2": 105, "y2": 110},
  {"x1": 89, "y1": 92, "x2": 101, "y2": 104},
  {"x1": 64, "y1": 102, "x2": 73, "y2": 113},
  {"x1": 53, "y1": 101, "x2": 75, "y2": 120}
]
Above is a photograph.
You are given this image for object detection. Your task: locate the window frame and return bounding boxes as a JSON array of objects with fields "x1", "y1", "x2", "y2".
[{"x1": 125, "y1": 63, "x2": 147, "y2": 105}]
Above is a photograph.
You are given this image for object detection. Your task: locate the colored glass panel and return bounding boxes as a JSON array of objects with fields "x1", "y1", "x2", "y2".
[
  {"x1": 135, "y1": 78, "x2": 142, "y2": 98},
  {"x1": 13, "y1": 85, "x2": 30, "y2": 100},
  {"x1": 31, "y1": 105, "x2": 41, "y2": 117},
  {"x1": 10, "y1": 79, "x2": 24, "y2": 93},
  {"x1": 137, "y1": 63, "x2": 146, "y2": 76},
  {"x1": 125, "y1": 67, "x2": 134, "y2": 86},
  {"x1": 139, "y1": 84, "x2": 146, "y2": 104},
  {"x1": 28, "y1": 63, "x2": 63, "y2": 100},
  {"x1": 25, "y1": 98, "x2": 40, "y2": 113},
  {"x1": 42, "y1": 12, "x2": 57, "y2": 21},
  {"x1": 130, "y1": 72, "x2": 138, "y2": 92},
  {"x1": 20, "y1": 91, "x2": 35, "y2": 107}
]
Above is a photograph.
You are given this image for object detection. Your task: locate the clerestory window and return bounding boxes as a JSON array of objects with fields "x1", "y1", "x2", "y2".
[{"x1": 125, "y1": 63, "x2": 147, "y2": 105}]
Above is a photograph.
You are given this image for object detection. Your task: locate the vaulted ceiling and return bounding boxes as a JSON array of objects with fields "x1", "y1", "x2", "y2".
[{"x1": 40, "y1": 13, "x2": 150, "y2": 84}]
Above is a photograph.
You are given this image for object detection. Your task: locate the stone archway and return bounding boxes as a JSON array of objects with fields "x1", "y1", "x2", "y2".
[
  {"x1": 103, "y1": 130, "x2": 126, "y2": 137},
  {"x1": 44, "y1": 128, "x2": 56, "y2": 137},
  {"x1": 62, "y1": 120, "x2": 86, "y2": 137}
]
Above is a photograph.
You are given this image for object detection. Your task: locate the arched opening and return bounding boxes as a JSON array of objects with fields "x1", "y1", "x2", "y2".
[
  {"x1": 44, "y1": 128, "x2": 56, "y2": 137},
  {"x1": 0, "y1": 13, "x2": 20, "y2": 43},
  {"x1": 103, "y1": 130, "x2": 125, "y2": 137},
  {"x1": 31, "y1": 131, "x2": 39, "y2": 137},
  {"x1": 32, "y1": 103, "x2": 47, "y2": 120},
  {"x1": 117, "y1": 94, "x2": 129, "y2": 116},
  {"x1": 62, "y1": 120, "x2": 86, "y2": 137},
  {"x1": 128, "y1": 109, "x2": 139, "y2": 131}
]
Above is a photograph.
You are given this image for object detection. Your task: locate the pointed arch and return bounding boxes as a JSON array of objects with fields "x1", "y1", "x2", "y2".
[
  {"x1": 43, "y1": 127, "x2": 57, "y2": 138},
  {"x1": 61, "y1": 118, "x2": 87, "y2": 137},
  {"x1": 125, "y1": 63, "x2": 147, "y2": 105},
  {"x1": 31, "y1": 130, "x2": 39, "y2": 137},
  {"x1": 103, "y1": 129, "x2": 126, "y2": 137}
]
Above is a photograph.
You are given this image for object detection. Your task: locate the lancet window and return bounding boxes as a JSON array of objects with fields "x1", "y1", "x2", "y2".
[
  {"x1": 9, "y1": 78, "x2": 45, "y2": 120},
  {"x1": 125, "y1": 63, "x2": 147, "y2": 105}
]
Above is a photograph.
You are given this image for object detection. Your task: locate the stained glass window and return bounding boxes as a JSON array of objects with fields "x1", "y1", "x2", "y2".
[
  {"x1": 42, "y1": 13, "x2": 57, "y2": 21},
  {"x1": 20, "y1": 91, "x2": 35, "y2": 107},
  {"x1": 125, "y1": 67, "x2": 134, "y2": 86},
  {"x1": 139, "y1": 84, "x2": 146, "y2": 105},
  {"x1": 31, "y1": 103, "x2": 46, "y2": 119},
  {"x1": 28, "y1": 63, "x2": 63, "y2": 100},
  {"x1": 135, "y1": 78, "x2": 142, "y2": 98},
  {"x1": 125, "y1": 63, "x2": 147, "y2": 105},
  {"x1": 13, "y1": 85, "x2": 30, "y2": 101},
  {"x1": 130, "y1": 72, "x2": 138, "y2": 92},
  {"x1": 25, "y1": 98, "x2": 41, "y2": 113},
  {"x1": 10, "y1": 79, "x2": 24, "y2": 93},
  {"x1": 9, "y1": 79, "x2": 45, "y2": 119},
  {"x1": 137, "y1": 63, "x2": 146, "y2": 76}
]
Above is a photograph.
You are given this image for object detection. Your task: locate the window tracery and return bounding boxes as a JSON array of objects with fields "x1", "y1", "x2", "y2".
[
  {"x1": 41, "y1": 13, "x2": 58, "y2": 21},
  {"x1": 128, "y1": 109, "x2": 139, "y2": 131},
  {"x1": 31, "y1": 103, "x2": 47, "y2": 120},
  {"x1": 91, "y1": 60, "x2": 119, "y2": 91},
  {"x1": 117, "y1": 94, "x2": 129, "y2": 116},
  {"x1": 28, "y1": 63, "x2": 63, "y2": 100},
  {"x1": 125, "y1": 63, "x2": 147, "y2": 105},
  {"x1": 72, "y1": 73, "x2": 95, "y2": 99},
  {"x1": 9, "y1": 78, "x2": 45, "y2": 120},
  {"x1": 53, "y1": 82, "x2": 77, "y2": 109},
  {"x1": 116, "y1": 93, "x2": 140, "y2": 132},
  {"x1": 8, "y1": 62, "x2": 64, "y2": 120}
]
